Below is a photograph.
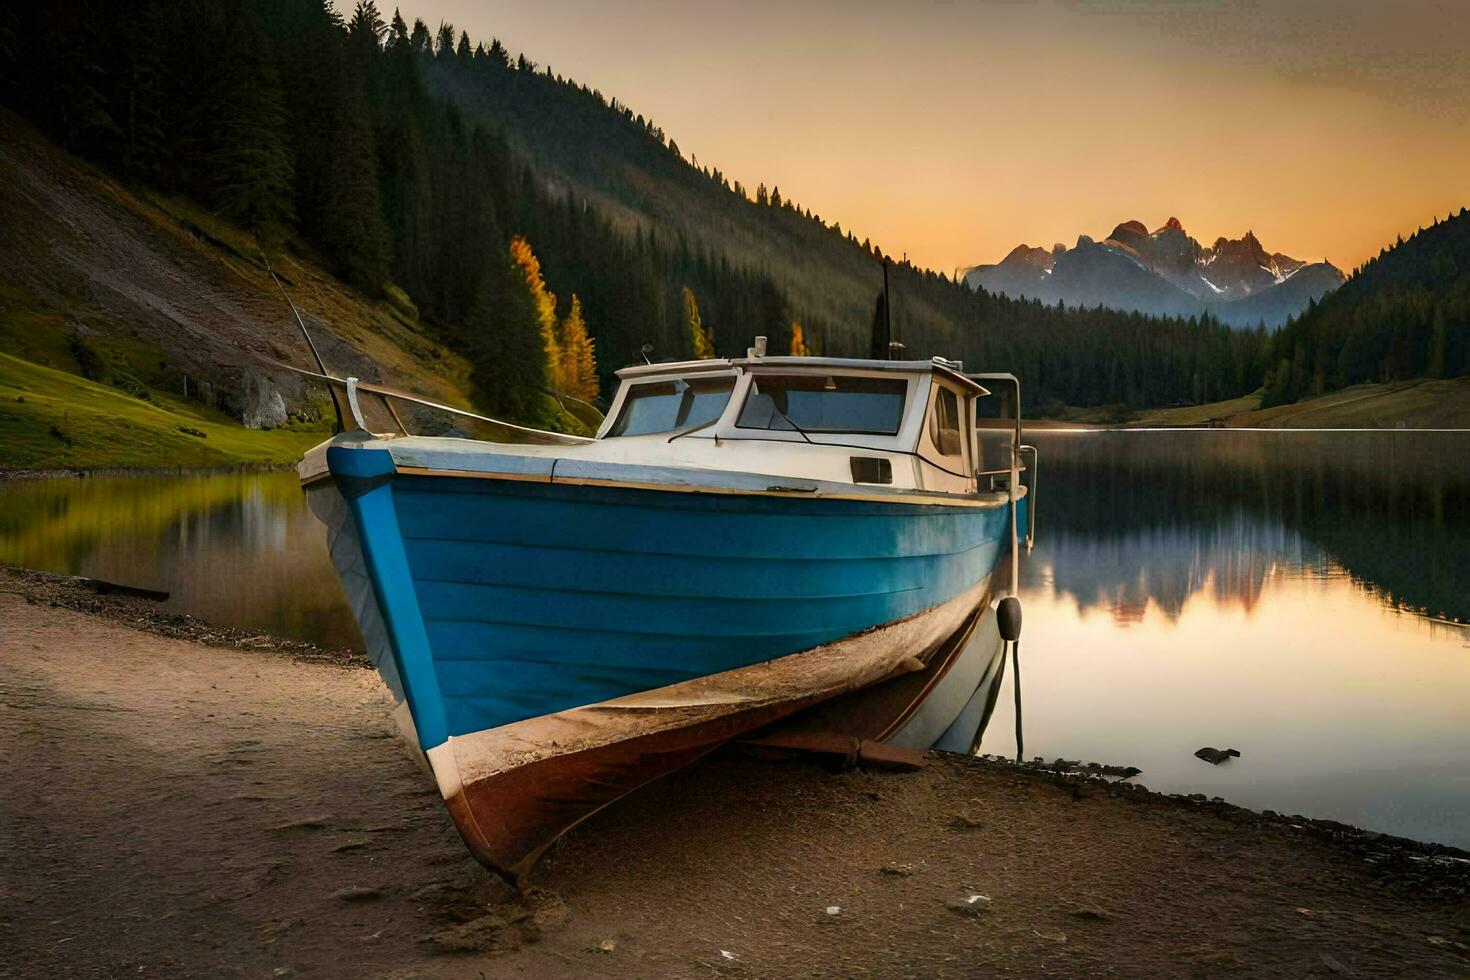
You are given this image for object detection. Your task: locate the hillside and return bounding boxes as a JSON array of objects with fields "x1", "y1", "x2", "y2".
[
  {"x1": 0, "y1": 1, "x2": 1273, "y2": 421},
  {"x1": 1262, "y1": 208, "x2": 1470, "y2": 406},
  {"x1": 0, "y1": 109, "x2": 478, "y2": 470}
]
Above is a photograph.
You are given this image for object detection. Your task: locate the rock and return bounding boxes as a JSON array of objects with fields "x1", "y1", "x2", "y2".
[
  {"x1": 879, "y1": 862, "x2": 915, "y2": 877},
  {"x1": 237, "y1": 369, "x2": 289, "y2": 430},
  {"x1": 948, "y1": 813, "x2": 984, "y2": 830},
  {"x1": 332, "y1": 885, "x2": 384, "y2": 902},
  {"x1": 944, "y1": 894, "x2": 991, "y2": 917},
  {"x1": 1194, "y1": 747, "x2": 1241, "y2": 765},
  {"x1": 1070, "y1": 905, "x2": 1111, "y2": 921}
]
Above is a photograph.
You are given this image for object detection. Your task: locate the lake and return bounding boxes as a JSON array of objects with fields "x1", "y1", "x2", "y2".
[{"x1": 3, "y1": 431, "x2": 1467, "y2": 849}]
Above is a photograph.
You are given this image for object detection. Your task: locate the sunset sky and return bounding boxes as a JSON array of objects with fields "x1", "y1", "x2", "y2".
[{"x1": 385, "y1": 0, "x2": 1470, "y2": 276}]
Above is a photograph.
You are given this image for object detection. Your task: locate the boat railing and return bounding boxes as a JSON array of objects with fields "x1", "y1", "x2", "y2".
[
  {"x1": 272, "y1": 360, "x2": 595, "y2": 446},
  {"x1": 967, "y1": 372, "x2": 1038, "y2": 566}
]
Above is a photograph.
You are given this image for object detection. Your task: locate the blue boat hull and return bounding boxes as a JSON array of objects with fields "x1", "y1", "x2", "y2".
[{"x1": 307, "y1": 442, "x2": 1025, "y2": 880}]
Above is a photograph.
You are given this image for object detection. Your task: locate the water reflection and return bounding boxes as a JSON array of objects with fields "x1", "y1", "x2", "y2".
[
  {"x1": 974, "y1": 430, "x2": 1470, "y2": 848},
  {"x1": 0, "y1": 472, "x2": 360, "y2": 649},
  {"x1": 1017, "y1": 430, "x2": 1470, "y2": 624}
]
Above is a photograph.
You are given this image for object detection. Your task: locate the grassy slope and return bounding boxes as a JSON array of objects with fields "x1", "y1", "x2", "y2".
[
  {"x1": 0, "y1": 111, "x2": 493, "y2": 471},
  {"x1": 0, "y1": 353, "x2": 331, "y2": 470},
  {"x1": 1126, "y1": 377, "x2": 1470, "y2": 428}
]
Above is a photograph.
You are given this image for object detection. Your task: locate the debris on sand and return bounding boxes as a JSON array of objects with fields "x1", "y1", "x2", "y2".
[
  {"x1": 418, "y1": 890, "x2": 568, "y2": 954},
  {"x1": 944, "y1": 893, "x2": 992, "y2": 916}
]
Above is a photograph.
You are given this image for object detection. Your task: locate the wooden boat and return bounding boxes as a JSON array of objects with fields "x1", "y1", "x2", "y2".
[{"x1": 297, "y1": 340, "x2": 1034, "y2": 883}]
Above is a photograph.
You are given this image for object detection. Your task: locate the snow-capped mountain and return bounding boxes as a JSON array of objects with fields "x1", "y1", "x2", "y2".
[{"x1": 963, "y1": 218, "x2": 1345, "y2": 328}]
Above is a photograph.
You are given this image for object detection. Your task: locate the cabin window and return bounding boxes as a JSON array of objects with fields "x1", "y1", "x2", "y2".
[
  {"x1": 606, "y1": 377, "x2": 735, "y2": 437},
  {"x1": 736, "y1": 375, "x2": 906, "y2": 435},
  {"x1": 929, "y1": 386, "x2": 963, "y2": 457}
]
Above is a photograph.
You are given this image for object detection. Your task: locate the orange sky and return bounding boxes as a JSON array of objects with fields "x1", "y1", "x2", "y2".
[{"x1": 382, "y1": 0, "x2": 1470, "y2": 275}]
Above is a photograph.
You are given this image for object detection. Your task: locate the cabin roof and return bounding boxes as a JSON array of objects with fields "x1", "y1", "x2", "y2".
[{"x1": 615, "y1": 355, "x2": 988, "y2": 396}]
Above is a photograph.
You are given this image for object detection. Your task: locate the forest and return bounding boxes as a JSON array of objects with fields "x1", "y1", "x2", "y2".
[
  {"x1": 1261, "y1": 210, "x2": 1470, "y2": 406},
  {"x1": 0, "y1": 1, "x2": 1460, "y2": 424}
]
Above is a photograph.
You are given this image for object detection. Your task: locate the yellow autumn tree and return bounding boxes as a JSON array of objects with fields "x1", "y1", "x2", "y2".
[
  {"x1": 509, "y1": 235, "x2": 562, "y2": 390},
  {"x1": 558, "y1": 294, "x2": 599, "y2": 402},
  {"x1": 683, "y1": 286, "x2": 715, "y2": 359},
  {"x1": 789, "y1": 322, "x2": 810, "y2": 356}
]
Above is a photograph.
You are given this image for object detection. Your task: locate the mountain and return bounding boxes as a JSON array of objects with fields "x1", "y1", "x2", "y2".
[
  {"x1": 1262, "y1": 208, "x2": 1470, "y2": 406},
  {"x1": 965, "y1": 218, "x2": 1345, "y2": 327}
]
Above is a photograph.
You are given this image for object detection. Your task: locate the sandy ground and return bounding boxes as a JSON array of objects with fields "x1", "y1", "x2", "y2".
[{"x1": 2, "y1": 571, "x2": 1467, "y2": 978}]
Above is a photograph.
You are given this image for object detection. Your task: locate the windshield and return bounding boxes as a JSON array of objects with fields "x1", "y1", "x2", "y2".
[
  {"x1": 736, "y1": 375, "x2": 907, "y2": 435},
  {"x1": 605, "y1": 376, "x2": 736, "y2": 437}
]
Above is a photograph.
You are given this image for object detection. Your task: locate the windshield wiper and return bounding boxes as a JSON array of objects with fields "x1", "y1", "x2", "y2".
[{"x1": 769, "y1": 404, "x2": 816, "y2": 445}]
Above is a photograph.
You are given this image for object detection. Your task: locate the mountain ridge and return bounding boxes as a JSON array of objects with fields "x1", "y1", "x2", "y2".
[{"x1": 965, "y1": 218, "x2": 1344, "y2": 327}]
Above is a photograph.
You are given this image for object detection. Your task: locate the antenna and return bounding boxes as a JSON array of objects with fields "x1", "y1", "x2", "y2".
[{"x1": 263, "y1": 254, "x2": 344, "y2": 434}]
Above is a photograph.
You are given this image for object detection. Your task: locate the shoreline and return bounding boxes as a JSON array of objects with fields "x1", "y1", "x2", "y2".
[
  {"x1": 4, "y1": 564, "x2": 1467, "y2": 976},
  {"x1": 0, "y1": 460, "x2": 302, "y2": 481}
]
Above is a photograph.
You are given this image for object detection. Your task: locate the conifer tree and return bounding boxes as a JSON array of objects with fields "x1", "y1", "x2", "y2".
[
  {"x1": 869, "y1": 291, "x2": 889, "y2": 360},
  {"x1": 436, "y1": 22, "x2": 456, "y2": 59},
  {"x1": 789, "y1": 322, "x2": 809, "y2": 356},
  {"x1": 347, "y1": 1, "x2": 386, "y2": 49},
  {"x1": 559, "y1": 295, "x2": 599, "y2": 401},
  {"x1": 321, "y1": 79, "x2": 391, "y2": 292},
  {"x1": 683, "y1": 287, "x2": 715, "y2": 358},
  {"x1": 509, "y1": 236, "x2": 563, "y2": 390},
  {"x1": 206, "y1": 10, "x2": 294, "y2": 240},
  {"x1": 409, "y1": 18, "x2": 430, "y2": 52},
  {"x1": 113, "y1": 0, "x2": 168, "y2": 180},
  {"x1": 468, "y1": 250, "x2": 549, "y2": 422}
]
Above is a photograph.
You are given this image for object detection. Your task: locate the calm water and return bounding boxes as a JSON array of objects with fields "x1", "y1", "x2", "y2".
[{"x1": 2, "y1": 432, "x2": 1467, "y2": 848}]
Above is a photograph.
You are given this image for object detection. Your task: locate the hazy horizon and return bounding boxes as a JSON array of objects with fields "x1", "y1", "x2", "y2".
[{"x1": 373, "y1": 0, "x2": 1470, "y2": 277}]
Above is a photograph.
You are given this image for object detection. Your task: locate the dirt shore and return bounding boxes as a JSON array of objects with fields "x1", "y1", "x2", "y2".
[{"x1": 3, "y1": 569, "x2": 1467, "y2": 978}]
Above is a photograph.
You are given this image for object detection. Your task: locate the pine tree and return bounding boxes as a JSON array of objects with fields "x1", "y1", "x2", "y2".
[
  {"x1": 206, "y1": 10, "x2": 294, "y2": 241},
  {"x1": 113, "y1": 0, "x2": 168, "y2": 180},
  {"x1": 509, "y1": 236, "x2": 563, "y2": 390},
  {"x1": 409, "y1": 18, "x2": 430, "y2": 52},
  {"x1": 683, "y1": 286, "x2": 715, "y2": 358},
  {"x1": 321, "y1": 79, "x2": 391, "y2": 292},
  {"x1": 1428, "y1": 305, "x2": 1448, "y2": 379},
  {"x1": 467, "y1": 249, "x2": 548, "y2": 422},
  {"x1": 558, "y1": 295, "x2": 599, "y2": 401},
  {"x1": 869, "y1": 290, "x2": 889, "y2": 360},
  {"x1": 789, "y1": 322, "x2": 809, "y2": 356},
  {"x1": 435, "y1": 22, "x2": 456, "y2": 59},
  {"x1": 347, "y1": 1, "x2": 386, "y2": 50}
]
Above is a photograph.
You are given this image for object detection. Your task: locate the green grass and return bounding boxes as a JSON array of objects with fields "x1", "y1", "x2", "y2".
[
  {"x1": 1122, "y1": 378, "x2": 1470, "y2": 429},
  {"x1": 0, "y1": 352, "x2": 332, "y2": 471},
  {"x1": 1126, "y1": 392, "x2": 1266, "y2": 427}
]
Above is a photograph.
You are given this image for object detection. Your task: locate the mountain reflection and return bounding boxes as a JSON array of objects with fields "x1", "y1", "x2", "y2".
[{"x1": 1021, "y1": 430, "x2": 1470, "y2": 625}]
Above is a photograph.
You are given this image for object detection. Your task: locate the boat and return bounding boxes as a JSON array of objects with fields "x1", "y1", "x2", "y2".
[{"x1": 297, "y1": 337, "x2": 1035, "y2": 883}]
